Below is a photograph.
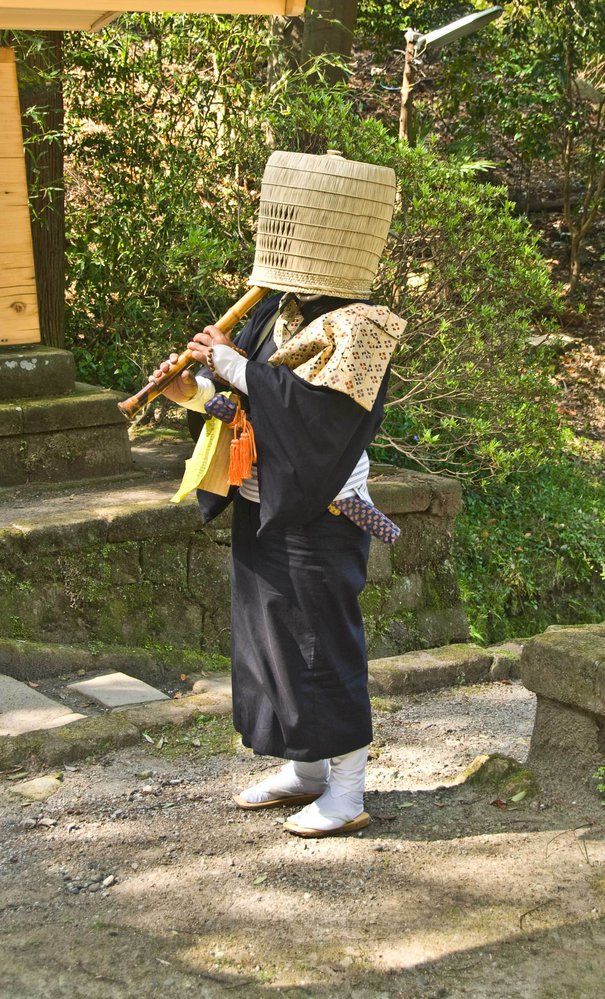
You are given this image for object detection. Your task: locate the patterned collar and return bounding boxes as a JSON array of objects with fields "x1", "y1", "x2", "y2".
[{"x1": 276, "y1": 293, "x2": 372, "y2": 345}]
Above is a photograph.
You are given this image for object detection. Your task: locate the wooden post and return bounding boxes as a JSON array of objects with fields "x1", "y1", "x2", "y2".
[
  {"x1": 18, "y1": 31, "x2": 66, "y2": 349},
  {"x1": 399, "y1": 29, "x2": 417, "y2": 143},
  {"x1": 0, "y1": 46, "x2": 41, "y2": 346}
]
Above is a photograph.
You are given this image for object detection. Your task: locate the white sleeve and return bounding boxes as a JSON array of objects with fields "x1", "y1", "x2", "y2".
[
  {"x1": 180, "y1": 372, "x2": 216, "y2": 414},
  {"x1": 212, "y1": 344, "x2": 249, "y2": 395}
]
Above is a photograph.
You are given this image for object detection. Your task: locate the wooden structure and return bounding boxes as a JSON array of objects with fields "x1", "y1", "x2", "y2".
[
  {"x1": 0, "y1": 0, "x2": 305, "y2": 31},
  {"x1": 0, "y1": 48, "x2": 40, "y2": 345}
]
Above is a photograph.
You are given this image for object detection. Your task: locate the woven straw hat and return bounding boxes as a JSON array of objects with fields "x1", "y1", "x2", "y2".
[{"x1": 249, "y1": 149, "x2": 396, "y2": 299}]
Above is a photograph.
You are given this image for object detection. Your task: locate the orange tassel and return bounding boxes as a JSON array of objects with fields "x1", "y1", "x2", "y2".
[{"x1": 228, "y1": 402, "x2": 257, "y2": 487}]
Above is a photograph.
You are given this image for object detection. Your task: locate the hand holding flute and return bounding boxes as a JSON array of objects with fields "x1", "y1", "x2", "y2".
[
  {"x1": 151, "y1": 323, "x2": 232, "y2": 404},
  {"x1": 118, "y1": 285, "x2": 268, "y2": 420}
]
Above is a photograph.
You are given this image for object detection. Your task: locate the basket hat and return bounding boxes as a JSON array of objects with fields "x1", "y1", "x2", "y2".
[{"x1": 249, "y1": 149, "x2": 396, "y2": 299}]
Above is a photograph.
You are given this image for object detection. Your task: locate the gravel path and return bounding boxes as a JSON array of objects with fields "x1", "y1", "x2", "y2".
[{"x1": 1, "y1": 681, "x2": 604, "y2": 998}]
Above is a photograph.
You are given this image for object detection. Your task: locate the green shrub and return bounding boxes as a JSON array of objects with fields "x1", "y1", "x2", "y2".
[{"x1": 454, "y1": 454, "x2": 605, "y2": 644}]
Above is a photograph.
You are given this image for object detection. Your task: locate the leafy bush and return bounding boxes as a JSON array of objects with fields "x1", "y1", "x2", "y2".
[
  {"x1": 356, "y1": 1, "x2": 466, "y2": 49},
  {"x1": 454, "y1": 454, "x2": 605, "y2": 643},
  {"x1": 63, "y1": 14, "x2": 276, "y2": 389},
  {"x1": 375, "y1": 144, "x2": 563, "y2": 478}
]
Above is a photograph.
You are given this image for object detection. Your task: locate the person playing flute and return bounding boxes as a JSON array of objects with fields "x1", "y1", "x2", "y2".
[{"x1": 153, "y1": 150, "x2": 405, "y2": 837}]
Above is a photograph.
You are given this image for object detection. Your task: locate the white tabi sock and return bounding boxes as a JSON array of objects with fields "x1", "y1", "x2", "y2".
[
  {"x1": 238, "y1": 759, "x2": 329, "y2": 805},
  {"x1": 288, "y1": 746, "x2": 369, "y2": 831}
]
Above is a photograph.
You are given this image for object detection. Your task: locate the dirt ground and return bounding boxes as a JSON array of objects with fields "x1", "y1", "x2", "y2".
[{"x1": 1, "y1": 681, "x2": 604, "y2": 999}]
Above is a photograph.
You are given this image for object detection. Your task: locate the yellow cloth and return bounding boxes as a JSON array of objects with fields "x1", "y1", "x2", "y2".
[{"x1": 170, "y1": 392, "x2": 234, "y2": 504}]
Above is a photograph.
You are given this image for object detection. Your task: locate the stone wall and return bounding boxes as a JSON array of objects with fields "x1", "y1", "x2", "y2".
[{"x1": 0, "y1": 469, "x2": 468, "y2": 659}]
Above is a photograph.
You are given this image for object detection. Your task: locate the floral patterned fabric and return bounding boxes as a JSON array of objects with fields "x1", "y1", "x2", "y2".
[{"x1": 269, "y1": 299, "x2": 407, "y2": 412}]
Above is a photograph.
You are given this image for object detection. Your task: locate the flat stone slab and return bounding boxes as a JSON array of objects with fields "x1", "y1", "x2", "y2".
[
  {"x1": 191, "y1": 673, "x2": 232, "y2": 699},
  {"x1": 521, "y1": 623, "x2": 605, "y2": 715},
  {"x1": 0, "y1": 675, "x2": 86, "y2": 737},
  {"x1": 0, "y1": 690, "x2": 232, "y2": 770},
  {"x1": 67, "y1": 672, "x2": 169, "y2": 708},
  {"x1": 369, "y1": 643, "x2": 492, "y2": 695}
]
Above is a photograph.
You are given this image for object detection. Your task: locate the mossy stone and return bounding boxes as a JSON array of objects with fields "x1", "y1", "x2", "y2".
[
  {"x1": 392, "y1": 514, "x2": 455, "y2": 573},
  {"x1": 456, "y1": 753, "x2": 537, "y2": 799},
  {"x1": 140, "y1": 539, "x2": 188, "y2": 586}
]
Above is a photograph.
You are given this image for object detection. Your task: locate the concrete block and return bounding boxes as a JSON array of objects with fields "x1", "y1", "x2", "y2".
[
  {"x1": 370, "y1": 477, "x2": 432, "y2": 515},
  {"x1": 17, "y1": 383, "x2": 128, "y2": 434},
  {"x1": 521, "y1": 624, "x2": 605, "y2": 791},
  {"x1": 370, "y1": 470, "x2": 462, "y2": 517},
  {"x1": 486, "y1": 641, "x2": 524, "y2": 680},
  {"x1": 0, "y1": 423, "x2": 133, "y2": 486},
  {"x1": 383, "y1": 573, "x2": 424, "y2": 613},
  {"x1": 392, "y1": 514, "x2": 455, "y2": 573},
  {"x1": 106, "y1": 500, "x2": 201, "y2": 544},
  {"x1": 414, "y1": 606, "x2": 470, "y2": 647},
  {"x1": 528, "y1": 694, "x2": 604, "y2": 775},
  {"x1": 366, "y1": 538, "x2": 392, "y2": 584},
  {"x1": 67, "y1": 671, "x2": 169, "y2": 708},
  {"x1": 0, "y1": 675, "x2": 86, "y2": 736}
]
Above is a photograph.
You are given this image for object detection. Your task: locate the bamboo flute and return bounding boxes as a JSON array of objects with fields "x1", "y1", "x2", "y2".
[{"x1": 118, "y1": 285, "x2": 269, "y2": 421}]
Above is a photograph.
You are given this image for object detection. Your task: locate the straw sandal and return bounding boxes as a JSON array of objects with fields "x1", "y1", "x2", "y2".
[
  {"x1": 233, "y1": 792, "x2": 323, "y2": 811},
  {"x1": 283, "y1": 811, "x2": 371, "y2": 838}
]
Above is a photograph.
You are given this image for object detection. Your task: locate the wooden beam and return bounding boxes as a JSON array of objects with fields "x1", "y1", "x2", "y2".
[{"x1": 2, "y1": 0, "x2": 303, "y2": 6}]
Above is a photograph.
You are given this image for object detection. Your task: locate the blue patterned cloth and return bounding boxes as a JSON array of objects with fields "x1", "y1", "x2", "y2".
[
  {"x1": 331, "y1": 496, "x2": 400, "y2": 545},
  {"x1": 205, "y1": 394, "x2": 237, "y2": 423}
]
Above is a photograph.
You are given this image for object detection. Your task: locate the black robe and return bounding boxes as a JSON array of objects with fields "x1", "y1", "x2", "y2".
[
  {"x1": 190, "y1": 294, "x2": 389, "y2": 760},
  {"x1": 191, "y1": 293, "x2": 389, "y2": 534}
]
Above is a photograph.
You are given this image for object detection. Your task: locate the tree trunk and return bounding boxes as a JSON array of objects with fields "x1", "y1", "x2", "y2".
[
  {"x1": 18, "y1": 31, "x2": 65, "y2": 349},
  {"x1": 268, "y1": 15, "x2": 304, "y2": 84},
  {"x1": 301, "y1": 0, "x2": 359, "y2": 82},
  {"x1": 569, "y1": 232, "x2": 582, "y2": 294}
]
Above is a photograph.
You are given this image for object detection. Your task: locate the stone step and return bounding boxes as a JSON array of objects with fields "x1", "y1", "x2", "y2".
[
  {"x1": 0, "y1": 345, "x2": 75, "y2": 401},
  {"x1": 0, "y1": 674, "x2": 86, "y2": 737},
  {"x1": 0, "y1": 382, "x2": 133, "y2": 486},
  {"x1": 368, "y1": 643, "x2": 494, "y2": 695},
  {"x1": 0, "y1": 382, "x2": 129, "y2": 437}
]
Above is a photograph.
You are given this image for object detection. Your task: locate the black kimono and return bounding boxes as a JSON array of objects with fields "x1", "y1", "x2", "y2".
[{"x1": 191, "y1": 294, "x2": 389, "y2": 761}]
